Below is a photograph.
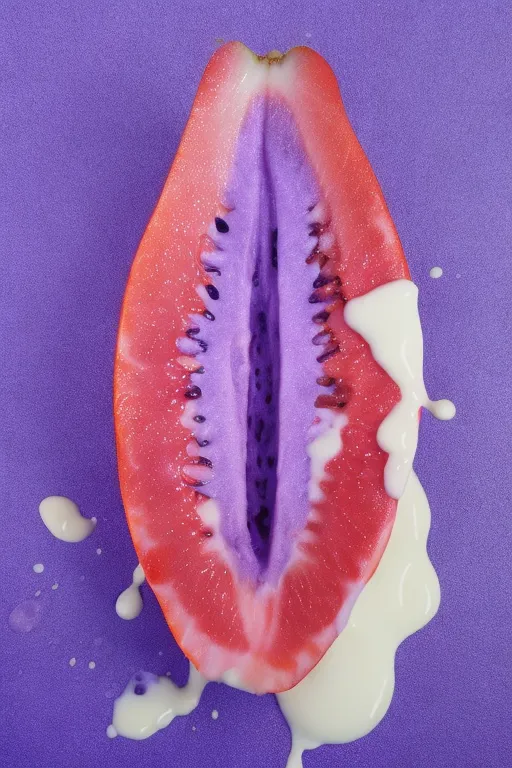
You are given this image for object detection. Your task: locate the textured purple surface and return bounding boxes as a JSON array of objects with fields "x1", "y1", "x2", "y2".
[
  {"x1": 190, "y1": 96, "x2": 323, "y2": 579},
  {"x1": 1, "y1": 1, "x2": 510, "y2": 767}
]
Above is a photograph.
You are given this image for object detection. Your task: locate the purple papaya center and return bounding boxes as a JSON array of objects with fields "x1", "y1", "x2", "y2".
[{"x1": 185, "y1": 96, "x2": 329, "y2": 585}]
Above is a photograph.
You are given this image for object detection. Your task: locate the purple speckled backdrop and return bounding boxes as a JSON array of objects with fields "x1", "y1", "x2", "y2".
[{"x1": 1, "y1": 1, "x2": 511, "y2": 766}]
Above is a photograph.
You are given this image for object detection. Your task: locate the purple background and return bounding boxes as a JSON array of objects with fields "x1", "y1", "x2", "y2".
[{"x1": 1, "y1": 1, "x2": 511, "y2": 766}]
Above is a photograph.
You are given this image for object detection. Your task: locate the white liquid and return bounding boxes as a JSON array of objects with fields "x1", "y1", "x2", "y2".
[
  {"x1": 33, "y1": 563, "x2": 44, "y2": 574},
  {"x1": 429, "y1": 266, "x2": 443, "y2": 278},
  {"x1": 115, "y1": 565, "x2": 145, "y2": 620},
  {"x1": 211, "y1": 709, "x2": 219, "y2": 720},
  {"x1": 39, "y1": 496, "x2": 96, "y2": 543},
  {"x1": 108, "y1": 277, "x2": 452, "y2": 758},
  {"x1": 69, "y1": 658, "x2": 76, "y2": 667},
  {"x1": 278, "y1": 471, "x2": 439, "y2": 765},
  {"x1": 344, "y1": 279, "x2": 455, "y2": 498},
  {"x1": 8, "y1": 599, "x2": 42, "y2": 633},
  {"x1": 307, "y1": 410, "x2": 347, "y2": 502},
  {"x1": 110, "y1": 666, "x2": 206, "y2": 740},
  {"x1": 89, "y1": 661, "x2": 96, "y2": 670}
]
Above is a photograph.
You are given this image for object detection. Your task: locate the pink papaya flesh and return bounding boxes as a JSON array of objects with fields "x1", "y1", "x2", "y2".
[{"x1": 114, "y1": 42, "x2": 410, "y2": 693}]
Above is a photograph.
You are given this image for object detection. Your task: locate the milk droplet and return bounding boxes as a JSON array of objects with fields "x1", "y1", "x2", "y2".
[
  {"x1": 89, "y1": 661, "x2": 96, "y2": 670},
  {"x1": 211, "y1": 710, "x2": 219, "y2": 720},
  {"x1": 106, "y1": 725, "x2": 117, "y2": 739},
  {"x1": 33, "y1": 563, "x2": 44, "y2": 574},
  {"x1": 51, "y1": 583, "x2": 59, "y2": 590},
  {"x1": 426, "y1": 399, "x2": 456, "y2": 420},
  {"x1": 39, "y1": 496, "x2": 96, "y2": 543},
  {"x1": 69, "y1": 658, "x2": 76, "y2": 667},
  {"x1": 115, "y1": 565, "x2": 145, "y2": 620},
  {"x1": 429, "y1": 266, "x2": 443, "y2": 278}
]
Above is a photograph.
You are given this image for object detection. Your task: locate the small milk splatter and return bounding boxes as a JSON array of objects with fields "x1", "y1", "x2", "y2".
[
  {"x1": 89, "y1": 661, "x2": 96, "y2": 670},
  {"x1": 69, "y1": 658, "x2": 76, "y2": 667},
  {"x1": 211, "y1": 710, "x2": 219, "y2": 720},
  {"x1": 33, "y1": 563, "x2": 44, "y2": 574},
  {"x1": 106, "y1": 725, "x2": 117, "y2": 739},
  {"x1": 51, "y1": 583, "x2": 59, "y2": 590},
  {"x1": 96, "y1": 548, "x2": 102, "y2": 555},
  {"x1": 9, "y1": 600, "x2": 42, "y2": 633},
  {"x1": 429, "y1": 266, "x2": 443, "y2": 278}
]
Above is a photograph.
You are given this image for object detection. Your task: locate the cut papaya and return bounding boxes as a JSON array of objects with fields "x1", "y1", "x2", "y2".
[{"x1": 114, "y1": 42, "x2": 410, "y2": 694}]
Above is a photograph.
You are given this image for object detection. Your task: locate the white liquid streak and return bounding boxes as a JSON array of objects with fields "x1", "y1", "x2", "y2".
[
  {"x1": 344, "y1": 279, "x2": 455, "y2": 499},
  {"x1": 110, "y1": 667, "x2": 206, "y2": 740},
  {"x1": 278, "y1": 471, "x2": 439, "y2": 765}
]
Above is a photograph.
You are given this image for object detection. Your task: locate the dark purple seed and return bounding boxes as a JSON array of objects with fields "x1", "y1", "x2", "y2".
[
  {"x1": 308, "y1": 291, "x2": 321, "y2": 304},
  {"x1": 255, "y1": 419, "x2": 264, "y2": 442},
  {"x1": 271, "y1": 229, "x2": 278, "y2": 268},
  {"x1": 197, "y1": 339, "x2": 208, "y2": 352},
  {"x1": 205, "y1": 265, "x2": 221, "y2": 276},
  {"x1": 248, "y1": 415, "x2": 252, "y2": 428},
  {"x1": 186, "y1": 327, "x2": 200, "y2": 337},
  {"x1": 265, "y1": 393, "x2": 272, "y2": 404},
  {"x1": 202, "y1": 529, "x2": 213, "y2": 537},
  {"x1": 267, "y1": 456, "x2": 275, "y2": 468},
  {"x1": 309, "y1": 222, "x2": 322, "y2": 236},
  {"x1": 206, "y1": 284, "x2": 219, "y2": 300},
  {"x1": 317, "y1": 376, "x2": 336, "y2": 387},
  {"x1": 194, "y1": 366, "x2": 205, "y2": 374},
  {"x1": 194, "y1": 415, "x2": 205, "y2": 423},
  {"x1": 203, "y1": 310, "x2": 215, "y2": 321},
  {"x1": 313, "y1": 331, "x2": 330, "y2": 346},
  {"x1": 256, "y1": 456, "x2": 262, "y2": 468},
  {"x1": 255, "y1": 367, "x2": 260, "y2": 376},
  {"x1": 195, "y1": 437, "x2": 209, "y2": 447},
  {"x1": 197, "y1": 456, "x2": 212, "y2": 468},
  {"x1": 185, "y1": 386, "x2": 202, "y2": 399},
  {"x1": 257, "y1": 311, "x2": 267, "y2": 333},
  {"x1": 215, "y1": 217, "x2": 229, "y2": 233},
  {"x1": 252, "y1": 270, "x2": 259, "y2": 287},
  {"x1": 184, "y1": 478, "x2": 208, "y2": 487},
  {"x1": 255, "y1": 506, "x2": 270, "y2": 536},
  {"x1": 313, "y1": 310, "x2": 330, "y2": 324},
  {"x1": 256, "y1": 381, "x2": 261, "y2": 391},
  {"x1": 134, "y1": 684, "x2": 146, "y2": 696},
  {"x1": 256, "y1": 479, "x2": 268, "y2": 500},
  {"x1": 313, "y1": 274, "x2": 330, "y2": 289},
  {"x1": 317, "y1": 345, "x2": 340, "y2": 364},
  {"x1": 337, "y1": 401, "x2": 346, "y2": 408}
]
